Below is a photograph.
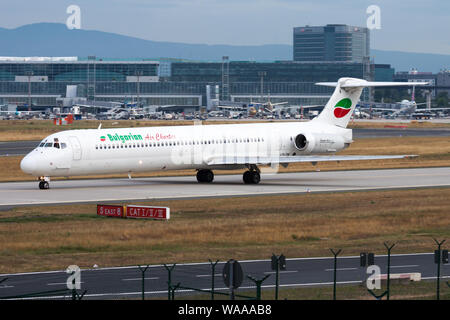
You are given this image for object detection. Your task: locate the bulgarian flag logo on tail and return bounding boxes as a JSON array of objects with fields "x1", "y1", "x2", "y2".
[
  {"x1": 333, "y1": 98, "x2": 352, "y2": 118},
  {"x1": 100, "y1": 136, "x2": 106, "y2": 142}
]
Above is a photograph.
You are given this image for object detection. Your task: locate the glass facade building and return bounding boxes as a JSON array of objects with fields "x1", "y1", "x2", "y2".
[
  {"x1": 0, "y1": 57, "x2": 374, "y2": 108},
  {"x1": 293, "y1": 24, "x2": 370, "y2": 63},
  {"x1": 374, "y1": 64, "x2": 395, "y2": 81},
  {"x1": 170, "y1": 61, "x2": 366, "y2": 105}
]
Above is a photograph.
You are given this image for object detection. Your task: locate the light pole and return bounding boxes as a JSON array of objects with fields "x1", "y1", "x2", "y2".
[
  {"x1": 88, "y1": 55, "x2": 96, "y2": 101},
  {"x1": 135, "y1": 70, "x2": 143, "y2": 107},
  {"x1": 26, "y1": 71, "x2": 34, "y2": 111},
  {"x1": 258, "y1": 71, "x2": 267, "y2": 102}
]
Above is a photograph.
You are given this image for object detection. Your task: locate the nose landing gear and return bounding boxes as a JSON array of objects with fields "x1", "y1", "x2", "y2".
[{"x1": 38, "y1": 177, "x2": 50, "y2": 190}]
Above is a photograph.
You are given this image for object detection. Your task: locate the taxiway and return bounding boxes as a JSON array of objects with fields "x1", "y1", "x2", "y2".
[{"x1": 0, "y1": 167, "x2": 449, "y2": 208}]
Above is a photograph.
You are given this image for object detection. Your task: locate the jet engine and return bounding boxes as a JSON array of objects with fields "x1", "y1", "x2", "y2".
[{"x1": 293, "y1": 133, "x2": 347, "y2": 153}]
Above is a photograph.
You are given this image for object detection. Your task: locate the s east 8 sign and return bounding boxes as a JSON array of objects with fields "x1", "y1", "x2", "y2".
[
  {"x1": 97, "y1": 205, "x2": 124, "y2": 218},
  {"x1": 126, "y1": 205, "x2": 170, "y2": 220}
]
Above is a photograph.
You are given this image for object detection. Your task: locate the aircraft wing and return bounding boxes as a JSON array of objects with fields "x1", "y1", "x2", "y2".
[
  {"x1": 300, "y1": 105, "x2": 323, "y2": 109},
  {"x1": 1, "y1": 110, "x2": 42, "y2": 113},
  {"x1": 206, "y1": 154, "x2": 417, "y2": 166},
  {"x1": 218, "y1": 106, "x2": 243, "y2": 110},
  {"x1": 359, "y1": 107, "x2": 396, "y2": 111},
  {"x1": 158, "y1": 105, "x2": 177, "y2": 109},
  {"x1": 416, "y1": 107, "x2": 450, "y2": 111},
  {"x1": 270, "y1": 102, "x2": 288, "y2": 106}
]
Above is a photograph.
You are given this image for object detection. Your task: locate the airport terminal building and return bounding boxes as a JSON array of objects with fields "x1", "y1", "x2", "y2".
[{"x1": 0, "y1": 57, "x2": 377, "y2": 110}]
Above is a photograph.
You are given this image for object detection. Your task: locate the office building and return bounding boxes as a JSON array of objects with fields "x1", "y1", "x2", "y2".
[{"x1": 293, "y1": 24, "x2": 370, "y2": 63}]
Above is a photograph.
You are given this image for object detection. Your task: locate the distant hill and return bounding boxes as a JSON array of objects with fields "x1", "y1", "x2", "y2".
[
  {"x1": 371, "y1": 49, "x2": 450, "y2": 73},
  {"x1": 0, "y1": 23, "x2": 291, "y2": 61},
  {"x1": 0, "y1": 23, "x2": 448, "y2": 72}
]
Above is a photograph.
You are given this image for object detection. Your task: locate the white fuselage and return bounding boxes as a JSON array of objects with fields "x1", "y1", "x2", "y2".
[{"x1": 20, "y1": 120, "x2": 352, "y2": 178}]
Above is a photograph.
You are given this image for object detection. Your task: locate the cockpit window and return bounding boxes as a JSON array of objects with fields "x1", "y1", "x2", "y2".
[
  {"x1": 39, "y1": 142, "x2": 45, "y2": 147},
  {"x1": 53, "y1": 138, "x2": 60, "y2": 149},
  {"x1": 44, "y1": 143, "x2": 53, "y2": 147}
]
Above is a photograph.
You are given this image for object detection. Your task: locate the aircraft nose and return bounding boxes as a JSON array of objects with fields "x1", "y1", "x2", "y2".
[{"x1": 20, "y1": 154, "x2": 37, "y2": 174}]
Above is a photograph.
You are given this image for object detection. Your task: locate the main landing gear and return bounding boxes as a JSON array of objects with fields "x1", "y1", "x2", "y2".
[
  {"x1": 243, "y1": 170, "x2": 260, "y2": 184},
  {"x1": 196, "y1": 169, "x2": 214, "y2": 183},
  {"x1": 196, "y1": 166, "x2": 261, "y2": 184},
  {"x1": 243, "y1": 165, "x2": 261, "y2": 184},
  {"x1": 38, "y1": 177, "x2": 50, "y2": 190}
]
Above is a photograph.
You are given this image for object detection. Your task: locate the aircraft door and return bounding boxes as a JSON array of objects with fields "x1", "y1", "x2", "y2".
[{"x1": 69, "y1": 136, "x2": 82, "y2": 160}]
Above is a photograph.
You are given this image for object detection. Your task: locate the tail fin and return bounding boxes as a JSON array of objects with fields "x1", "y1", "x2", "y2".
[{"x1": 314, "y1": 77, "x2": 429, "y2": 128}]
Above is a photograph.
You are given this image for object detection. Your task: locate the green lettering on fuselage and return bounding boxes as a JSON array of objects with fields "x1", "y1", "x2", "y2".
[{"x1": 106, "y1": 133, "x2": 143, "y2": 143}]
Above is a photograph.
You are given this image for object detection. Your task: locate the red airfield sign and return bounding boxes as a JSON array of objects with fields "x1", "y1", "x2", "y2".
[
  {"x1": 97, "y1": 204, "x2": 124, "y2": 218},
  {"x1": 126, "y1": 205, "x2": 170, "y2": 220}
]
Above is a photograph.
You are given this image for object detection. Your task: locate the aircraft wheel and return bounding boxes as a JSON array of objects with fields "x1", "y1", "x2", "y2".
[
  {"x1": 243, "y1": 171, "x2": 260, "y2": 184},
  {"x1": 250, "y1": 171, "x2": 260, "y2": 184},
  {"x1": 197, "y1": 169, "x2": 214, "y2": 183},
  {"x1": 243, "y1": 171, "x2": 252, "y2": 184},
  {"x1": 39, "y1": 181, "x2": 49, "y2": 190}
]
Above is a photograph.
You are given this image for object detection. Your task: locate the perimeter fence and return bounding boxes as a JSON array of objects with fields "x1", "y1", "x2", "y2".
[{"x1": 0, "y1": 239, "x2": 448, "y2": 300}]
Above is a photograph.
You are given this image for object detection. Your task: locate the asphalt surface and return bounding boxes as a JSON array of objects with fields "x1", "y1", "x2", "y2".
[
  {"x1": 0, "y1": 167, "x2": 449, "y2": 208},
  {"x1": 0, "y1": 140, "x2": 38, "y2": 156},
  {"x1": 1, "y1": 128, "x2": 449, "y2": 156},
  {"x1": 0, "y1": 253, "x2": 447, "y2": 299}
]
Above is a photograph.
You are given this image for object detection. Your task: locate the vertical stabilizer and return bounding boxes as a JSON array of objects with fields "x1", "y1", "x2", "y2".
[
  {"x1": 314, "y1": 78, "x2": 430, "y2": 128},
  {"x1": 314, "y1": 78, "x2": 363, "y2": 128}
]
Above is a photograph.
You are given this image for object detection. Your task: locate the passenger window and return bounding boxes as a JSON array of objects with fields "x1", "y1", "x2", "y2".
[{"x1": 61, "y1": 143, "x2": 67, "y2": 149}]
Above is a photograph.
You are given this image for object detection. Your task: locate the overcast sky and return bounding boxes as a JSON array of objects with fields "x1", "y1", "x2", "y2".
[{"x1": 1, "y1": 0, "x2": 449, "y2": 54}]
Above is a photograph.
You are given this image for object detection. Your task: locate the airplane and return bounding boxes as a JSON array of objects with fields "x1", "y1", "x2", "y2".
[
  {"x1": 0, "y1": 110, "x2": 43, "y2": 119},
  {"x1": 20, "y1": 77, "x2": 424, "y2": 190},
  {"x1": 254, "y1": 97, "x2": 289, "y2": 115},
  {"x1": 353, "y1": 106, "x2": 371, "y2": 119},
  {"x1": 359, "y1": 86, "x2": 450, "y2": 118}
]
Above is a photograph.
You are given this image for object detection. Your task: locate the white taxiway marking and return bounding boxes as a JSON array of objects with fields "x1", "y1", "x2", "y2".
[
  {"x1": 195, "y1": 274, "x2": 222, "y2": 278},
  {"x1": 122, "y1": 277, "x2": 159, "y2": 281},
  {"x1": 47, "y1": 282, "x2": 85, "y2": 286},
  {"x1": 264, "y1": 270, "x2": 299, "y2": 274},
  {"x1": 0, "y1": 285, "x2": 14, "y2": 289},
  {"x1": 390, "y1": 265, "x2": 420, "y2": 268},
  {"x1": 325, "y1": 268, "x2": 358, "y2": 272}
]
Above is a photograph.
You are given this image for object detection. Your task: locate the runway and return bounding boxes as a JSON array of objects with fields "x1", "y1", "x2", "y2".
[
  {"x1": 0, "y1": 253, "x2": 447, "y2": 299},
  {"x1": 0, "y1": 167, "x2": 449, "y2": 208}
]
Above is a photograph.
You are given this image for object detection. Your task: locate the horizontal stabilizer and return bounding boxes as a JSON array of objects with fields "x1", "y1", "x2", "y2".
[{"x1": 316, "y1": 80, "x2": 430, "y2": 88}]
